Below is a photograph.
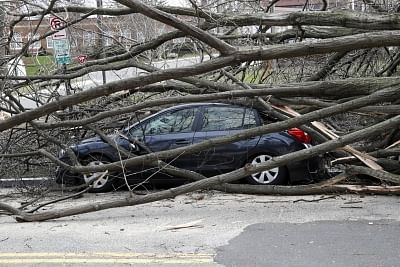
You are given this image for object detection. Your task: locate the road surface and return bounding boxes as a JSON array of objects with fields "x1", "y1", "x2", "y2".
[{"x1": 0, "y1": 190, "x2": 399, "y2": 266}]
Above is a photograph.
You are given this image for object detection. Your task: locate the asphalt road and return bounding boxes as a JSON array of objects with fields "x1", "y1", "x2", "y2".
[
  {"x1": 215, "y1": 220, "x2": 400, "y2": 267},
  {"x1": 0, "y1": 190, "x2": 399, "y2": 266}
]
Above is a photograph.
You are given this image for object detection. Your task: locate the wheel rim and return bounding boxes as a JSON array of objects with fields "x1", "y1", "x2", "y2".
[
  {"x1": 250, "y1": 155, "x2": 279, "y2": 184},
  {"x1": 83, "y1": 160, "x2": 109, "y2": 189}
]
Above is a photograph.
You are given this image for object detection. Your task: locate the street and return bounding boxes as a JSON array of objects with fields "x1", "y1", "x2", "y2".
[
  {"x1": 216, "y1": 220, "x2": 400, "y2": 267},
  {"x1": 85, "y1": 55, "x2": 209, "y2": 85},
  {"x1": 0, "y1": 189, "x2": 399, "y2": 266},
  {"x1": 19, "y1": 55, "x2": 209, "y2": 110}
]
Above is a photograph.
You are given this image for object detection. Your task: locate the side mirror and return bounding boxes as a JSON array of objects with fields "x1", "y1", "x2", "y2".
[{"x1": 129, "y1": 142, "x2": 139, "y2": 152}]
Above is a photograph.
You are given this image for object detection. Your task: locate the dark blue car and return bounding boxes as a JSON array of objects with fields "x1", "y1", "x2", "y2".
[{"x1": 56, "y1": 103, "x2": 319, "y2": 192}]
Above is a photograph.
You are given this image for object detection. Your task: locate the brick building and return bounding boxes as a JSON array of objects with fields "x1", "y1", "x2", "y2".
[
  {"x1": 9, "y1": 0, "x2": 382, "y2": 55},
  {"x1": 9, "y1": 14, "x2": 167, "y2": 57}
]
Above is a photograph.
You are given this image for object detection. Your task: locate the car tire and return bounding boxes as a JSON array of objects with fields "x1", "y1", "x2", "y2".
[
  {"x1": 55, "y1": 168, "x2": 81, "y2": 186},
  {"x1": 245, "y1": 153, "x2": 288, "y2": 185},
  {"x1": 81, "y1": 154, "x2": 116, "y2": 193}
]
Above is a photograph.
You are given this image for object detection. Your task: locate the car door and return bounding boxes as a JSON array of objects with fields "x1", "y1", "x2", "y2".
[
  {"x1": 129, "y1": 107, "x2": 200, "y2": 170},
  {"x1": 193, "y1": 105, "x2": 260, "y2": 173}
]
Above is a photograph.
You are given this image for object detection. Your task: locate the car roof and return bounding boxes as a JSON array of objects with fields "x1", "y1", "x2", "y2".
[
  {"x1": 122, "y1": 102, "x2": 245, "y2": 132},
  {"x1": 161, "y1": 102, "x2": 233, "y2": 111}
]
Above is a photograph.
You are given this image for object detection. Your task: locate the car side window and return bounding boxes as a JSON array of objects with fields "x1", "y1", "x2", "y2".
[
  {"x1": 201, "y1": 106, "x2": 254, "y2": 131},
  {"x1": 129, "y1": 124, "x2": 146, "y2": 139},
  {"x1": 243, "y1": 108, "x2": 258, "y2": 129},
  {"x1": 131, "y1": 108, "x2": 197, "y2": 136}
]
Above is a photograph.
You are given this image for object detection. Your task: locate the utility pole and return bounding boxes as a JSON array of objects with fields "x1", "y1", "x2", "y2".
[
  {"x1": 0, "y1": 3, "x2": 6, "y2": 92},
  {"x1": 97, "y1": 0, "x2": 106, "y2": 85}
]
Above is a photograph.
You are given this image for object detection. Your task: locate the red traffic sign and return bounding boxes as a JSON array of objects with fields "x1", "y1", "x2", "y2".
[
  {"x1": 77, "y1": 55, "x2": 88, "y2": 64},
  {"x1": 49, "y1": 16, "x2": 67, "y2": 40},
  {"x1": 50, "y1": 16, "x2": 64, "y2": 31}
]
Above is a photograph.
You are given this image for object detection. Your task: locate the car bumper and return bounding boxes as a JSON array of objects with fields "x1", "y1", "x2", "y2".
[
  {"x1": 286, "y1": 144, "x2": 323, "y2": 184},
  {"x1": 55, "y1": 157, "x2": 84, "y2": 185}
]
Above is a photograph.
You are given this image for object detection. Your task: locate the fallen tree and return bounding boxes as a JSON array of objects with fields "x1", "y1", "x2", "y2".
[
  {"x1": 1, "y1": 115, "x2": 399, "y2": 222},
  {"x1": 0, "y1": 0, "x2": 399, "y2": 222}
]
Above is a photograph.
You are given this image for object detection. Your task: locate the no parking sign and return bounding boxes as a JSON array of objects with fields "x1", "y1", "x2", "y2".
[
  {"x1": 49, "y1": 16, "x2": 67, "y2": 40},
  {"x1": 49, "y1": 16, "x2": 70, "y2": 64}
]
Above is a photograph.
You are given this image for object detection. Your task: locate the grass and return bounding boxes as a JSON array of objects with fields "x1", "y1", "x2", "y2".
[{"x1": 23, "y1": 55, "x2": 56, "y2": 76}]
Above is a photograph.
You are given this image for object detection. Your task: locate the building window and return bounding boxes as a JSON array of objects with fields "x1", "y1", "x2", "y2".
[
  {"x1": 28, "y1": 32, "x2": 41, "y2": 49},
  {"x1": 83, "y1": 31, "x2": 96, "y2": 46},
  {"x1": 119, "y1": 29, "x2": 131, "y2": 42},
  {"x1": 118, "y1": 29, "x2": 131, "y2": 49},
  {"x1": 11, "y1": 32, "x2": 22, "y2": 50},
  {"x1": 67, "y1": 32, "x2": 78, "y2": 48},
  {"x1": 137, "y1": 32, "x2": 145, "y2": 42},
  {"x1": 46, "y1": 36, "x2": 53, "y2": 48},
  {"x1": 69, "y1": 37, "x2": 77, "y2": 48},
  {"x1": 104, "y1": 31, "x2": 114, "y2": 46}
]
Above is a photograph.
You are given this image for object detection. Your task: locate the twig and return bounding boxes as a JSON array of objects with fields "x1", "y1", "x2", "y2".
[
  {"x1": 27, "y1": 186, "x2": 91, "y2": 213},
  {"x1": 293, "y1": 195, "x2": 336, "y2": 203},
  {"x1": 115, "y1": 138, "x2": 132, "y2": 196},
  {"x1": 25, "y1": 172, "x2": 106, "y2": 213},
  {"x1": 19, "y1": 189, "x2": 51, "y2": 210},
  {"x1": 163, "y1": 219, "x2": 204, "y2": 231},
  {"x1": 343, "y1": 200, "x2": 363, "y2": 204}
]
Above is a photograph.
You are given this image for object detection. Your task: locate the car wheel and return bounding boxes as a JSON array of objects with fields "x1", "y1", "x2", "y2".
[
  {"x1": 82, "y1": 155, "x2": 116, "y2": 193},
  {"x1": 245, "y1": 154, "x2": 288, "y2": 185}
]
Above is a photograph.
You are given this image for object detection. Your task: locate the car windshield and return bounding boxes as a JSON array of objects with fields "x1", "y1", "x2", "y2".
[
  {"x1": 120, "y1": 106, "x2": 200, "y2": 139},
  {"x1": 120, "y1": 112, "x2": 160, "y2": 135}
]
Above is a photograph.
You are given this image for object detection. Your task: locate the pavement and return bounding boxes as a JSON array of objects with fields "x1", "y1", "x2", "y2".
[
  {"x1": 0, "y1": 178, "x2": 52, "y2": 188},
  {"x1": 0, "y1": 189, "x2": 399, "y2": 266}
]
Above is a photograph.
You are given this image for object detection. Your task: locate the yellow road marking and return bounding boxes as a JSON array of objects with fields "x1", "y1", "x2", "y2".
[
  {"x1": 0, "y1": 252, "x2": 214, "y2": 265},
  {"x1": 0, "y1": 258, "x2": 212, "y2": 264},
  {"x1": 0, "y1": 252, "x2": 212, "y2": 258}
]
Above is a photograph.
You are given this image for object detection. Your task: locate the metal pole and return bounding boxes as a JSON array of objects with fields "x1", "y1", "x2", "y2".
[
  {"x1": 0, "y1": 5, "x2": 6, "y2": 93},
  {"x1": 62, "y1": 63, "x2": 73, "y2": 117},
  {"x1": 63, "y1": 63, "x2": 71, "y2": 96},
  {"x1": 97, "y1": 0, "x2": 106, "y2": 84}
]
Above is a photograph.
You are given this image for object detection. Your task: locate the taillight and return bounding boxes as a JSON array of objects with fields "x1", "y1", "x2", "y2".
[{"x1": 287, "y1": 128, "x2": 312, "y2": 144}]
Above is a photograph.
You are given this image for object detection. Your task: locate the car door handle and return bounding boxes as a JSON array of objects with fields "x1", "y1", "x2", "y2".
[{"x1": 175, "y1": 139, "x2": 190, "y2": 145}]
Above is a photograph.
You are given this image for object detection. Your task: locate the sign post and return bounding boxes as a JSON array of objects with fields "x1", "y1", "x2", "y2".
[{"x1": 49, "y1": 16, "x2": 72, "y2": 105}]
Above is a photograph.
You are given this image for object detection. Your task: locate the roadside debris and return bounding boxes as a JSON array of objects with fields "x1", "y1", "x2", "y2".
[{"x1": 163, "y1": 219, "x2": 204, "y2": 231}]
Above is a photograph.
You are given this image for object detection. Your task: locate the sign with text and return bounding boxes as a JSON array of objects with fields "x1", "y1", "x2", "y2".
[
  {"x1": 53, "y1": 39, "x2": 71, "y2": 65},
  {"x1": 52, "y1": 29, "x2": 67, "y2": 40}
]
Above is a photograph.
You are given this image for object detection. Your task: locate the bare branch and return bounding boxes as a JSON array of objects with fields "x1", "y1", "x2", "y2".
[
  {"x1": 11, "y1": 115, "x2": 400, "y2": 222},
  {"x1": 115, "y1": 0, "x2": 235, "y2": 55}
]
